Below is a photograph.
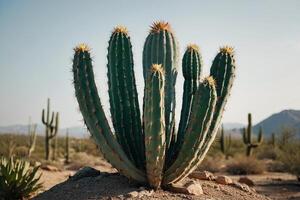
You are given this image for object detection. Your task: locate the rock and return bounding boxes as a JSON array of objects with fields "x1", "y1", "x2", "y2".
[
  {"x1": 41, "y1": 164, "x2": 59, "y2": 172},
  {"x1": 189, "y1": 171, "x2": 215, "y2": 180},
  {"x1": 125, "y1": 191, "x2": 139, "y2": 198},
  {"x1": 138, "y1": 189, "x2": 154, "y2": 198},
  {"x1": 69, "y1": 167, "x2": 101, "y2": 181},
  {"x1": 238, "y1": 176, "x2": 254, "y2": 186},
  {"x1": 168, "y1": 181, "x2": 203, "y2": 196},
  {"x1": 215, "y1": 176, "x2": 233, "y2": 185},
  {"x1": 231, "y1": 181, "x2": 251, "y2": 193}
]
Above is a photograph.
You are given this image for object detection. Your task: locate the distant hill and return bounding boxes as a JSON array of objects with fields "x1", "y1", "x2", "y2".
[
  {"x1": 0, "y1": 124, "x2": 89, "y2": 138},
  {"x1": 253, "y1": 109, "x2": 300, "y2": 137},
  {"x1": 223, "y1": 122, "x2": 244, "y2": 130},
  {"x1": 1, "y1": 110, "x2": 299, "y2": 138}
]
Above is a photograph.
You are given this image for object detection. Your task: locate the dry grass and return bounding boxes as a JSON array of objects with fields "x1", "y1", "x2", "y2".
[
  {"x1": 226, "y1": 156, "x2": 266, "y2": 175},
  {"x1": 66, "y1": 152, "x2": 103, "y2": 170},
  {"x1": 197, "y1": 155, "x2": 225, "y2": 173}
]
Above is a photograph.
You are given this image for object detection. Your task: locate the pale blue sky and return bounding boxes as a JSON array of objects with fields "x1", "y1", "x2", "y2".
[{"x1": 0, "y1": 0, "x2": 299, "y2": 127}]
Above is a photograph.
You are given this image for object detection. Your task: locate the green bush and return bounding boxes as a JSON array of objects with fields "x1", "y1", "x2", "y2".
[{"x1": 0, "y1": 157, "x2": 42, "y2": 200}]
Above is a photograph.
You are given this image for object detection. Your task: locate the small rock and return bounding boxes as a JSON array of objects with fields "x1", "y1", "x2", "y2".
[
  {"x1": 238, "y1": 176, "x2": 254, "y2": 186},
  {"x1": 189, "y1": 171, "x2": 215, "y2": 180},
  {"x1": 70, "y1": 167, "x2": 101, "y2": 181},
  {"x1": 168, "y1": 181, "x2": 203, "y2": 196},
  {"x1": 231, "y1": 181, "x2": 251, "y2": 193},
  {"x1": 215, "y1": 175, "x2": 233, "y2": 185},
  {"x1": 125, "y1": 191, "x2": 139, "y2": 198},
  {"x1": 184, "y1": 181, "x2": 204, "y2": 196},
  {"x1": 41, "y1": 164, "x2": 59, "y2": 171}
]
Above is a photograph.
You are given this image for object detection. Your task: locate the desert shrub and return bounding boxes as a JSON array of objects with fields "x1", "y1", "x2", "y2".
[
  {"x1": 266, "y1": 160, "x2": 286, "y2": 172},
  {"x1": 226, "y1": 156, "x2": 265, "y2": 175},
  {"x1": 278, "y1": 141, "x2": 300, "y2": 178},
  {"x1": 257, "y1": 145, "x2": 279, "y2": 160},
  {"x1": 14, "y1": 146, "x2": 29, "y2": 158},
  {"x1": 66, "y1": 152, "x2": 103, "y2": 170},
  {"x1": 0, "y1": 157, "x2": 42, "y2": 200},
  {"x1": 197, "y1": 155, "x2": 224, "y2": 173}
]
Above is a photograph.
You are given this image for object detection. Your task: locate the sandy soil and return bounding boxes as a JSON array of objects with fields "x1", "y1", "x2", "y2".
[
  {"x1": 228, "y1": 173, "x2": 300, "y2": 200},
  {"x1": 34, "y1": 163, "x2": 300, "y2": 200}
]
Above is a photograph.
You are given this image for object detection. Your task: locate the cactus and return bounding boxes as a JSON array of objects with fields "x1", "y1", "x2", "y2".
[
  {"x1": 27, "y1": 119, "x2": 37, "y2": 158},
  {"x1": 42, "y1": 98, "x2": 59, "y2": 160},
  {"x1": 243, "y1": 113, "x2": 263, "y2": 156},
  {"x1": 219, "y1": 125, "x2": 231, "y2": 159},
  {"x1": 72, "y1": 21, "x2": 236, "y2": 188},
  {"x1": 65, "y1": 129, "x2": 70, "y2": 164},
  {"x1": 270, "y1": 132, "x2": 276, "y2": 147}
]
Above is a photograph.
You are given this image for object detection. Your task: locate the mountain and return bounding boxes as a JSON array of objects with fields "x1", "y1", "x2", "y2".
[
  {"x1": 0, "y1": 124, "x2": 89, "y2": 138},
  {"x1": 253, "y1": 109, "x2": 300, "y2": 137},
  {"x1": 223, "y1": 122, "x2": 244, "y2": 130}
]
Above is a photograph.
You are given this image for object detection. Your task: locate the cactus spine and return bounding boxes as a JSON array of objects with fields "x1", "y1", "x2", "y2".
[
  {"x1": 72, "y1": 22, "x2": 236, "y2": 188},
  {"x1": 27, "y1": 119, "x2": 37, "y2": 158},
  {"x1": 243, "y1": 113, "x2": 263, "y2": 156},
  {"x1": 219, "y1": 125, "x2": 231, "y2": 159},
  {"x1": 42, "y1": 98, "x2": 59, "y2": 160},
  {"x1": 65, "y1": 129, "x2": 70, "y2": 164}
]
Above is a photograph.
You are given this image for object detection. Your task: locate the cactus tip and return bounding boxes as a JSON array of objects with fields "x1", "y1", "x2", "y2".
[
  {"x1": 204, "y1": 76, "x2": 216, "y2": 86},
  {"x1": 74, "y1": 43, "x2": 90, "y2": 52},
  {"x1": 186, "y1": 44, "x2": 200, "y2": 52},
  {"x1": 151, "y1": 64, "x2": 164, "y2": 74},
  {"x1": 150, "y1": 21, "x2": 171, "y2": 33},
  {"x1": 219, "y1": 46, "x2": 234, "y2": 54},
  {"x1": 113, "y1": 25, "x2": 129, "y2": 35}
]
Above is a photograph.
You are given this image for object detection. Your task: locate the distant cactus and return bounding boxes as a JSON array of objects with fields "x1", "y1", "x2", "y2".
[
  {"x1": 72, "y1": 21, "x2": 236, "y2": 188},
  {"x1": 65, "y1": 129, "x2": 70, "y2": 164},
  {"x1": 42, "y1": 98, "x2": 59, "y2": 160},
  {"x1": 270, "y1": 133, "x2": 276, "y2": 147},
  {"x1": 27, "y1": 119, "x2": 37, "y2": 158},
  {"x1": 243, "y1": 113, "x2": 263, "y2": 156},
  {"x1": 219, "y1": 125, "x2": 231, "y2": 159}
]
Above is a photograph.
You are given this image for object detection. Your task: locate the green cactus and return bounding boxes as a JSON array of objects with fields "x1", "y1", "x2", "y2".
[
  {"x1": 42, "y1": 98, "x2": 59, "y2": 160},
  {"x1": 27, "y1": 119, "x2": 37, "y2": 158},
  {"x1": 143, "y1": 22, "x2": 178, "y2": 149},
  {"x1": 270, "y1": 132, "x2": 276, "y2": 147},
  {"x1": 72, "y1": 21, "x2": 236, "y2": 188},
  {"x1": 243, "y1": 113, "x2": 263, "y2": 156},
  {"x1": 219, "y1": 125, "x2": 231, "y2": 159},
  {"x1": 167, "y1": 45, "x2": 202, "y2": 165},
  {"x1": 65, "y1": 129, "x2": 70, "y2": 164}
]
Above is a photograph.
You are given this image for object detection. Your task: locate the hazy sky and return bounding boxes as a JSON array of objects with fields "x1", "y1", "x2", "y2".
[{"x1": 0, "y1": 0, "x2": 300, "y2": 128}]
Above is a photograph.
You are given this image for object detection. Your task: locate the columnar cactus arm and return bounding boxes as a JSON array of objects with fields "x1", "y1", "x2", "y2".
[
  {"x1": 143, "y1": 22, "x2": 178, "y2": 149},
  {"x1": 163, "y1": 77, "x2": 217, "y2": 184},
  {"x1": 169, "y1": 45, "x2": 202, "y2": 164},
  {"x1": 144, "y1": 64, "x2": 166, "y2": 189},
  {"x1": 49, "y1": 112, "x2": 59, "y2": 139},
  {"x1": 72, "y1": 44, "x2": 146, "y2": 182},
  {"x1": 171, "y1": 47, "x2": 236, "y2": 183},
  {"x1": 107, "y1": 27, "x2": 144, "y2": 168}
]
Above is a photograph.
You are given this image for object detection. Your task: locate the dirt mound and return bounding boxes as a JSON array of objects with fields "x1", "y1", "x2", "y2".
[{"x1": 34, "y1": 167, "x2": 269, "y2": 200}]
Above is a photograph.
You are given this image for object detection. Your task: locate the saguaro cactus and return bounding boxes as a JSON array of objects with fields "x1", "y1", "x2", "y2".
[
  {"x1": 42, "y1": 98, "x2": 59, "y2": 160},
  {"x1": 65, "y1": 129, "x2": 70, "y2": 164},
  {"x1": 72, "y1": 21, "x2": 236, "y2": 188},
  {"x1": 243, "y1": 113, "x2": 263, "y2": 156},
  {"x1": 27, "y1": 119, "x2": 37, "y2": 158},
  {"x1": 219, "y1": 125, "x2": 231, "y2": 159}
]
